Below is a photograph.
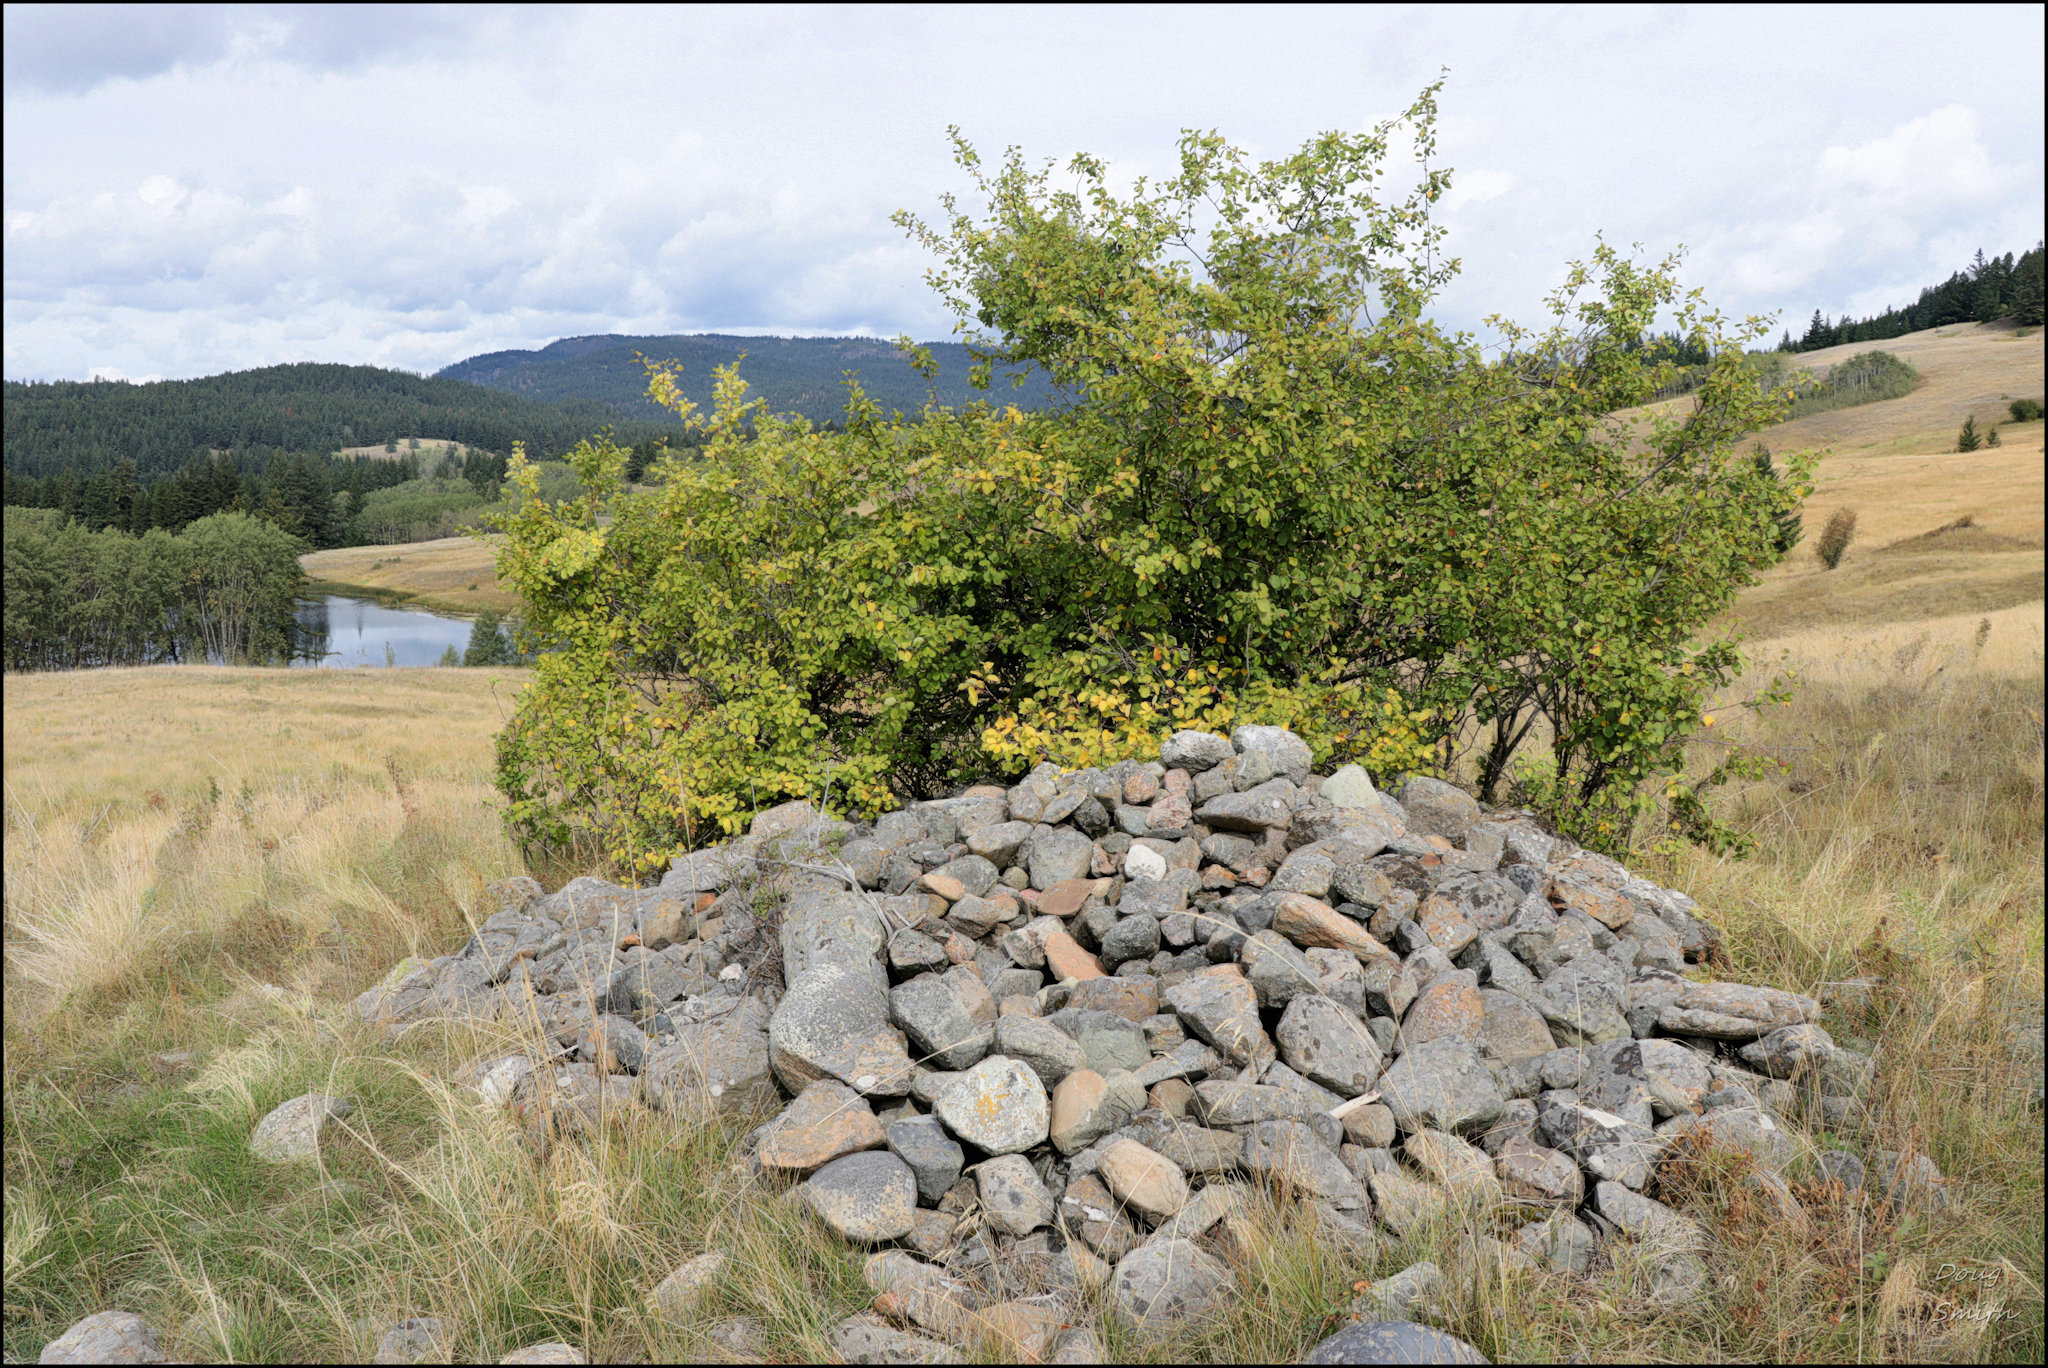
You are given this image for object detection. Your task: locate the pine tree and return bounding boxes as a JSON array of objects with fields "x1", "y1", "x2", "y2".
[
  {"x1": 1956, "y1": 416, "x2": 1982, "y2": 452},
  {"x1": 1752, "y1": 445, "x2": 1802, "y2": 554}
]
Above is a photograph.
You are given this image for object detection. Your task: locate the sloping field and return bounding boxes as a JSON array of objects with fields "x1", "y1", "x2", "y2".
[{"x1": 300, "y1": 536, "x2": 516, "y2": 616}]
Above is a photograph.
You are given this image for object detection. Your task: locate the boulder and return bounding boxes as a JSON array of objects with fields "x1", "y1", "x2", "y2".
[
  {"x1": 757, "y1": 1081, "x2": 887, "y2": 1174},
  {"x1": 933, "y1": 1056, "x2": 1050, "y2": 1155},
  {"x1": 1376, "y1": 1037, "x2": 1504, "y2": 1134},
  {"x1": 887, "y1": 1115, "x2": 966, "y2": 1205},
  {"x1": 1231, "y1": 725, "x2": 1313, "y2": 785},
  {"x1": 975, "y1": 1152, "x2": 1056, "y2": 1235},
  {"x1": 808, "y1": 1151, "x2": 919, "y2": 1243},
  {"x1": 1111, "y1": 1238, "x2": 1234, "y2": 1329}
]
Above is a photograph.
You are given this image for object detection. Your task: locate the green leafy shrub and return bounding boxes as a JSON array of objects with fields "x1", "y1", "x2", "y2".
[
  {"x1": 489, "y1": 85, "x2": 1804, "y2": 872},
  {"x1": 2009, "y1": 398, "x2": 2041, "y2": 422}
]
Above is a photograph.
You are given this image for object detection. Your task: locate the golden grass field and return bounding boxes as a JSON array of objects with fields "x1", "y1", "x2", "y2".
[
  {"x1": 300, "y1": 536, "x2": 519, "y2": 617},
  {"x1": 4, "y1": 323, "x2": 2042, "y2": 1363}
]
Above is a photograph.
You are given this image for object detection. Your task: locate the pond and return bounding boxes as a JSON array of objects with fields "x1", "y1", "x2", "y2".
[{"x1": 290, "y1": 595, "x2": 476, "y2": 668}]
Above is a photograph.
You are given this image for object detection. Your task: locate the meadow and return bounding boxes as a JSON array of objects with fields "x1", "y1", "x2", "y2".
[
  {"x1": 4, "y1": 323, "x2": 2041, "y2": 1363},
  {"x1": 300, "y1": 536, "x2": 519, "y2": 617}
]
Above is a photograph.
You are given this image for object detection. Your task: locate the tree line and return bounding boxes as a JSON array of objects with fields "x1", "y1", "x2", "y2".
[
  {"x1": 3, "y1": 507, "x2": 306, "y2": 671},
  {"x1": 1778, "y1": 243, "x2": 2045, "y2": 352},
  {"x1": 1, "y1": 361, "x2": 683, "y2": 482}
]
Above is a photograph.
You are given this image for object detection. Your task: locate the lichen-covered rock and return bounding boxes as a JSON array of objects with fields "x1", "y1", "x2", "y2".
[
  {"x1": 1376, "y1": 1036, "x2": 1504, "y2": 1135},
  {"x1": 1395, "y1": 776, "x2": 1482, "y2": 844},
  {"x1": 933, "y1": 1055, "x2": 1050, "y2": 1154},
  {"x1": 757, "y1": 1080, "x2": 886, "y2": 1174},
  {"x1": 641, "y1": 997, "x2": 780, "y2": 1116}
]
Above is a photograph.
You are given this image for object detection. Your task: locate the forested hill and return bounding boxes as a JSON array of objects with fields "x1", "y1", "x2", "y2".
[
  {"x1": 2, "y1": 363, "x2": 671, "y2": 481},
  {"x1": 437, "y1": 333, "x2": 1055, "y2": 424}
]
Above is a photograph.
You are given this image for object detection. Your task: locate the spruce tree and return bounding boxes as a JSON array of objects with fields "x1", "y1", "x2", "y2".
[{"x1": 1956, "y1": 416, "x2": 1981, "y2": 452}]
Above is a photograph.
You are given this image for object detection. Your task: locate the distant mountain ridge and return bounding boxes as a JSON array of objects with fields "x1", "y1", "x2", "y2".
[{"x1": 436, "y1": 333, "x2": 1055, "y2": 425}]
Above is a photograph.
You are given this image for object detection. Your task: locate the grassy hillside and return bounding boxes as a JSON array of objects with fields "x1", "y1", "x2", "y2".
[
  {"x1": 300, "y1": 537, "x2": 517, "y2": 617},
  {"x1": 438, "y1": 332, "x2": 1056, "y2": 426}
]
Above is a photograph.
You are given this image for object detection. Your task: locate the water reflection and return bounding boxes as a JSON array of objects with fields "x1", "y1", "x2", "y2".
[{"x1": 291, "y1": 596, "x2": 475, "y2": 668}]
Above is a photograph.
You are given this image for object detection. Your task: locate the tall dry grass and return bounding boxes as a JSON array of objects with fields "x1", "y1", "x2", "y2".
[{"x1": 5, "y1": 599, "x2": 2043, "y2": 1361}]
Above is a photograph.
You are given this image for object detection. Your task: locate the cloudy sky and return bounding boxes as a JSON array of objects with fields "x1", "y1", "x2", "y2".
[{"x1": 5, "y1": 3, "x2": 2043, "y2": 383}]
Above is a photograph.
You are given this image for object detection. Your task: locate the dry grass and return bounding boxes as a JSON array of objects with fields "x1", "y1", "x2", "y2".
[{"x1": 300, "y1": 537, "x2": 518, "y2": 616}]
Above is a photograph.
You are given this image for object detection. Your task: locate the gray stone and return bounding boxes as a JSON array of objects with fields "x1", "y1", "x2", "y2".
[
  {"x1": 933, "y1": 1056, "x2": 1050, "y2": 1154},
  {"x1": 1099, "y1": 914, "x2": 1162, "y2": 967},
  {"x1": 827, "y1": 1314, "x2": 962, "y2": 1364},
  {"x1": 1242, "y1": 929, "x2": 1320, "y2": 1009},
  {"x1": 1395, "y1": 776, "x2": 1481, "y2": 844},
  {"x1": 249, "y1": 1093, "x2": 354, "y2": 1162},
  {"x1": 889, "y1": 1115, "x2": 966, "y2": 1205},
  {"x1": 649, "y1": 1249, "x2": 729, "y2": 1316},
  {"x1": 1817, "y1": 1149, "x2": 1866, "y2": 1190},
  {"x1": 1376, "y1": 1036, "x2": 1504, "y2": 1135},
  {"x1": 769, "y1": 961, "x2": 914, "y2": 1097},
  {"x1": 780, "y1": 889, "x2": 888, "y2": 981},
  {"x1": 1192, "y1": 1079, "x2": 1322, "y2": 1127},
  {"x1": 1244, "y1": 1119, "x2": 1369, "y2": 1208},
  {"x1": 890, "y1": 966, "x2": 997, "y2": 1071},
  {"x1": 1196, "y1": 781, "x2": 1296, "y2": 833},
  {"x1": 1050, "y1": 1068, "x2": 1148, "y2": 1155},
  {"x1": 640, "y1": 997, "x2": 780, "y2": 1116},
  {"x1": 1156, "y1": 1122, "x2": 1245, "y2": 1175},
  {"x1": 1348, "y1": 1261, "x2": 1443, "y2": 1322},
  {"x1": 1738, "y1": 1023, "x2": 1836, "y2": 1079},
  {"x1": 808, "y1": 1151, "x2": 920, "y2": 1243},
  {"x1": 1277, "y1": 995, "x2": 1385, "y2": 1096},
  {"x1": 1405, "y1": 1128, "x2": 1503, "y2": 1211},
  {"x1": 1539, "y1": 1096, "x2": 1660, "y2": 1190},
  {"x1": 1156, "y1": 1182, "x2": 1239, "y2": 1241},
  {"x1": 372, "y1": 1317, "x2": 451, "y2": 1364},
  {"x1": 497, "y1": 1343, "x2": 588, "y2": 1365},
  {"x1": 975, "y1": 1152, "x2": 1056, "y2": 1235},
  {"x1": 967, "y1": 821, "x2": 1034, "y2": 868},
  {"x1": 1111, "y1": 1238, "x2": 1235, "y2": 1329},
  {"x1": 1163, "y1": 970, "x2": 1275, "y2": 1067},
  {"x1": 1049, "y1": 1327, "x2": 1105, "y2": 1364},
  {"x1": 1029, "y1": 829, "x2": 1096, "y2": 890},
  {"x1": 1320, "y1": 765, "x2": 1380, "y2": 810},
  {"x1": 36, "y1": 1311, "x2": 165, "y2": 1365},
  {"x1": 1162, "y1": 730, "x2": 1236, "y2": 773},
  {"x1": 1656, "y1": 981, "x2": 1820, "y2": 1040},
  {"x1": 1475, "y1": 990, "x2": 1555, "y2": 1063},
  {"x1": 1301, "y1": 1320, "x2": 1489, "y2": 1366},
  {"x1": 993, "y1": 1014, "x2": 1087, "y2": 1087},
  {"x1": 1232, "y1": 725, "x2": 1313, "y2": 784},
  {"x1": 572, "y1": 1013, "x2": 649, "y2": 1074},
  {"x1": 1362, "y1": 958, "x2": 1418, "y2": 1020}
]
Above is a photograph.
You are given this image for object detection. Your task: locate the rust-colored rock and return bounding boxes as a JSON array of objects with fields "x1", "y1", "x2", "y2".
[
  {"x1": 919, "y1": 873, "x2": 967, "y2": 903},
  {"x1": 1403, "y1": 973, "x2": 1485, "y2": 1048},
  {"x1": 1039, "y1": 878, "x2": 1107, "y2": 918},
  {"x1": 1065, "y1": 976, "x2": 1158, "y2": 1022},
  {"x1": 1043, "y1": 932, "x2": 1106, "y2": 982},
  {"x1": 757, "y1": 1080, "x2": 887, "y2": 1174},
  {"x1": 1271, "y1": 894, "x2": 1394, "y2": 962}
]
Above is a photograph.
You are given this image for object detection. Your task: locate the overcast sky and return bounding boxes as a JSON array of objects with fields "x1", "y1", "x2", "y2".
[{"x1": 5, "y1": 3, "x2": 2043, "y2": 383}]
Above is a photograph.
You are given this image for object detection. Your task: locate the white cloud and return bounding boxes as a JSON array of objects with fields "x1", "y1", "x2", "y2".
[{"x1": 3, "y1": 7, "x2": 2041, "y2": 381}]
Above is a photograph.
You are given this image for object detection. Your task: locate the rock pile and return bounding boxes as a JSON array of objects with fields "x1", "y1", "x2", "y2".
[{"x1": 324, "y1": 725, "x2": 1920, "y2": 1361}]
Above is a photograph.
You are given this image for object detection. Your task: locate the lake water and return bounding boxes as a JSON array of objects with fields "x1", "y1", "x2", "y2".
[{"x1": 291, "y1": 595, "x2": 475, "y2": 668}]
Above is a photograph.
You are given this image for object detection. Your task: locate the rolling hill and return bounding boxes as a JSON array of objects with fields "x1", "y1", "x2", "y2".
[
  {"x1": 436, "y1": 333, "x2": 1056, "y2": 425},
  {"x1": 1, "y1": 363, "x2": 674, "y2": 482}
]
